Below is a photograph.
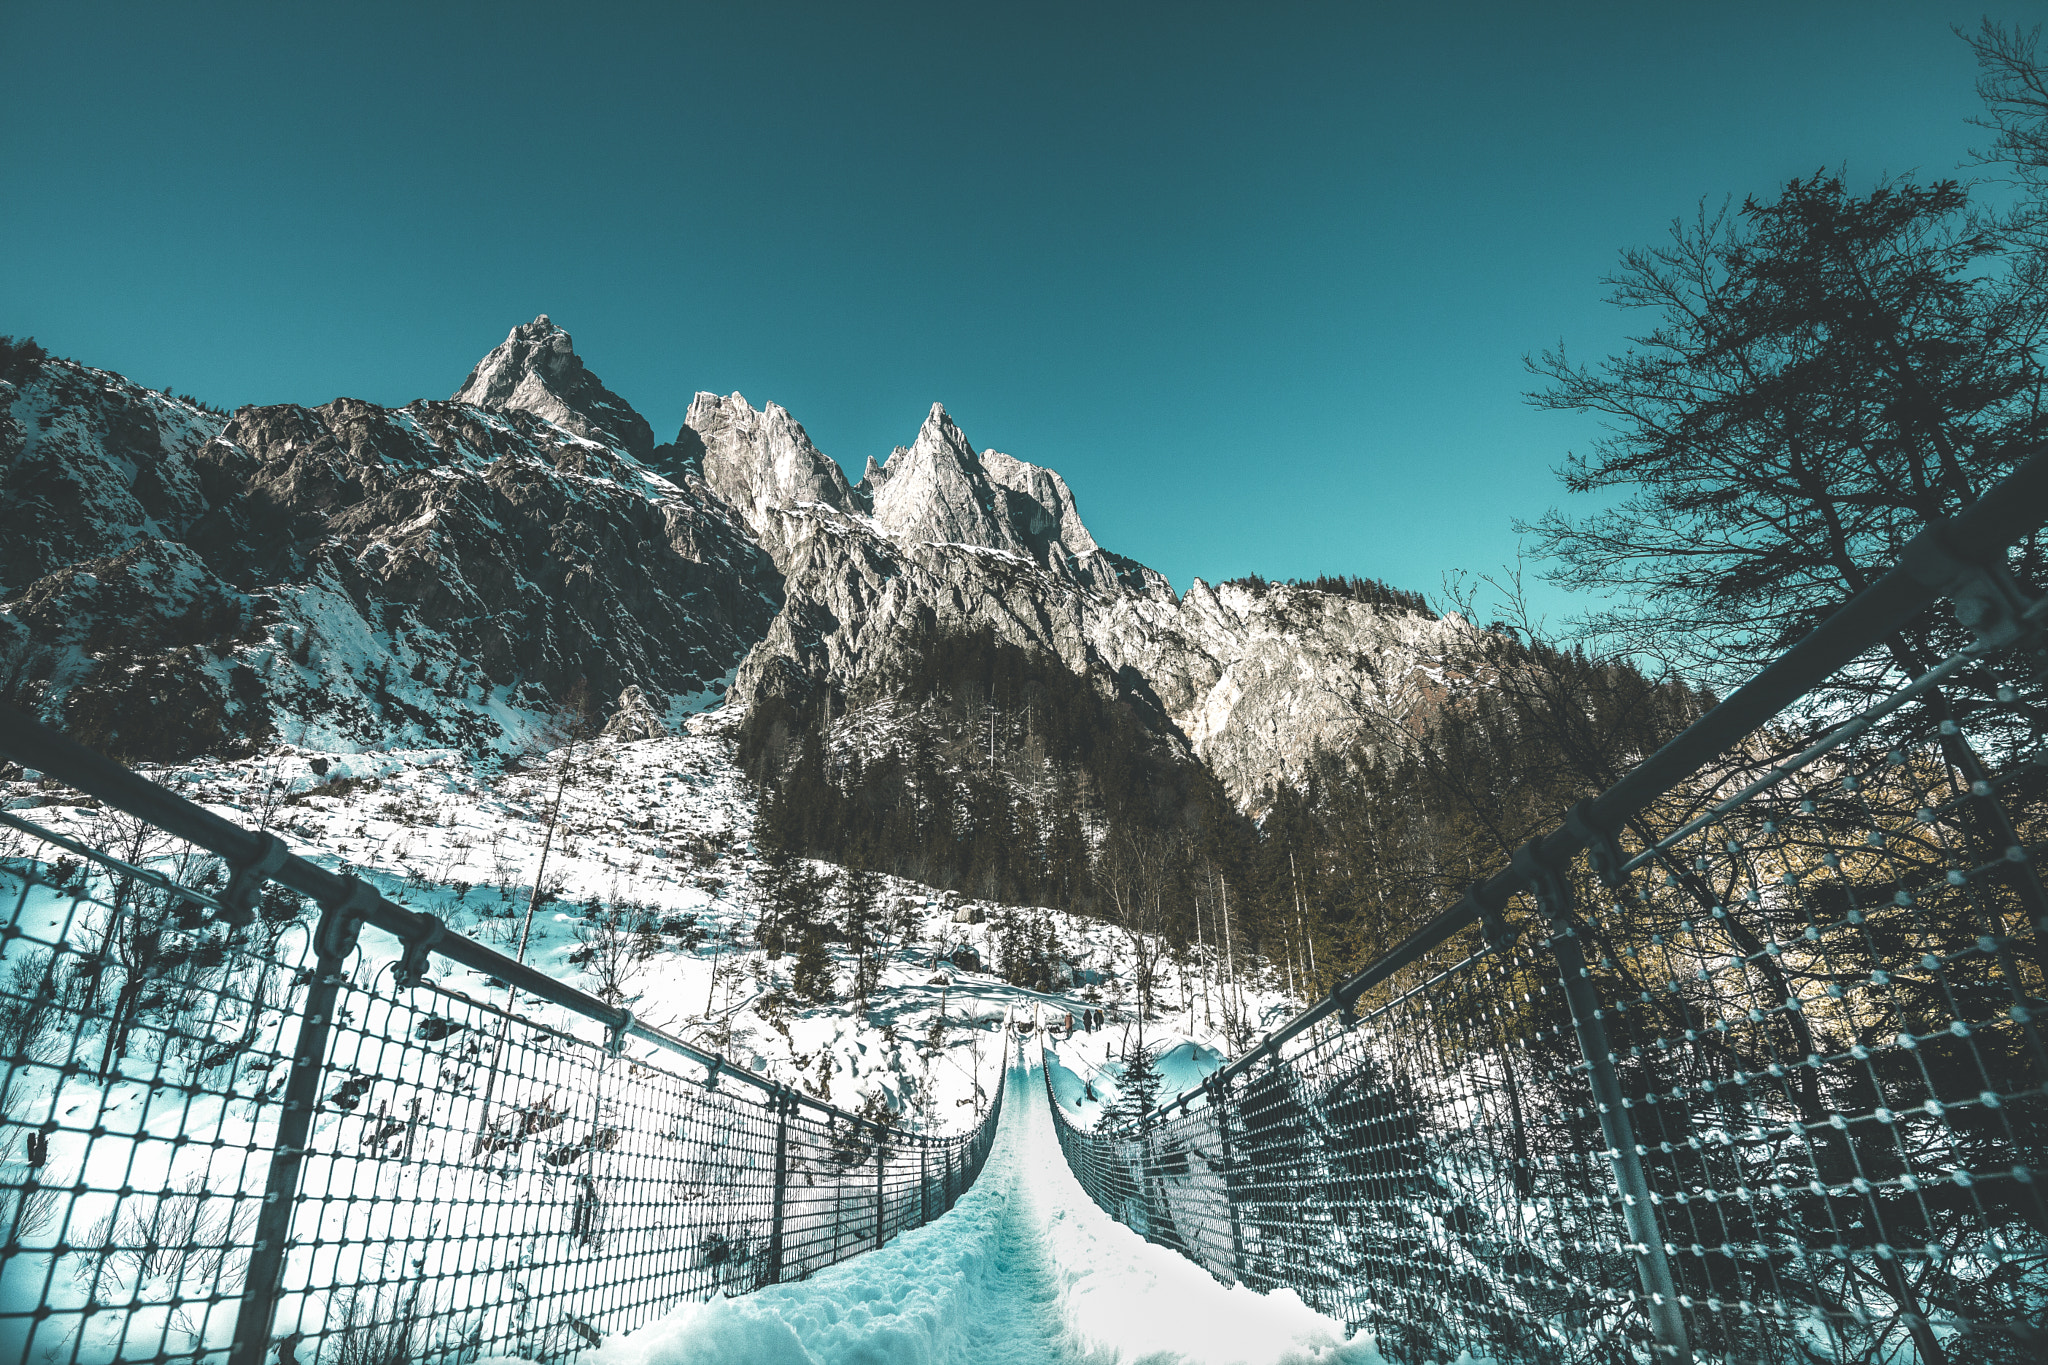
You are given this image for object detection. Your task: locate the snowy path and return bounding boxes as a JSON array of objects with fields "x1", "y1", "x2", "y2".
[
  {"x1": 951, "y1": 1067, "x2": 1070, "y2": 1365},
  {"x1": 571, "y1": 1048, "x2": 1380, "y2": 1365}
]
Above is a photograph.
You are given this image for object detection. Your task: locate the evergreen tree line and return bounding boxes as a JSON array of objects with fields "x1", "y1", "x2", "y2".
[
  {"x1": 1220, "y1": 572, "x2": 1435, "y2": 619},
  {"x1": 738, "y1": 624, "x2": 1237, "y2": 919},
  {"x1": 736, "y1": 617, "x2": 1712, "y2": 1036}
]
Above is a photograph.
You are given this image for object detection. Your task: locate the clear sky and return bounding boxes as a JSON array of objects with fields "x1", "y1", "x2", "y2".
[{"x1": 0, "y1": 1, "x2": 2013, "y2": 627}]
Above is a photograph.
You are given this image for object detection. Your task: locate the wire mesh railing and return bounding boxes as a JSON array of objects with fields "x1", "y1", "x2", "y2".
[
  {"x1": 1045, "y1": 919, "x2": 1638, "y2": 1363},
  {"x1": 1048, "y1": 458, "x2": 2048, "y2": 1363},
  {"x1": 0, "y1": 722, "x2": 1005, "y2": 1365}
]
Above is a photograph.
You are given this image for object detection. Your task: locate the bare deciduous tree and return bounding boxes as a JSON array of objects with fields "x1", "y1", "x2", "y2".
[{"x1": 1094, "y1": 829, "x2": 1168, "y2": 1050}]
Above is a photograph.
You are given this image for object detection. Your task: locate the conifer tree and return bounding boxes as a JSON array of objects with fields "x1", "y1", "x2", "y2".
[
  {"x1": 840, "y1": 867, "x2": 886, "y2": 1009},
  {"x1": 1120, "y1": 1043, "x2": 1163, "y2": 1121},
  {"x1": 1524, "y1": 171, "x2": 2047, "y2": 691},
  {"x1": 1092, "y1": 1078, "x2": 1128, "y2": 1134},
  {"x1": 791, "y1": 924, "x2": 836, "y2": 1005},
  {"x1": 1092, "y1": 1043, "x2": 1163, "y2": 1134},
  {"x1": 753, "y1": 846, "x2": 824, "y2": 961},
  {"x1": 751, "y1": 846, "x2": 797, "y2": 959}
]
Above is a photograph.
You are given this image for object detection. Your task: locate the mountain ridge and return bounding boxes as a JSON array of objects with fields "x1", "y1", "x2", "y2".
[
  {"x1": 684, "y1": 381, "x2": 1471, "y2": 802},
  {"x1": 0, "y1": 325, "x2": 777, "y2": 759},
  {"x1": 2, "y1": 318, "x2": 1466, "y2": 803}
]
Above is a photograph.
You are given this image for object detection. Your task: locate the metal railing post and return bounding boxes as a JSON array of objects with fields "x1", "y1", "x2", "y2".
[
  {"x1": 229, "y1": 882, "x2": 371, "y2": 1365},
  {"x1": 1210, "y1": 1078, "x2": 1245, "y2": 1284},
  {"x1": 919, "y1": 1139, "x2": 930, "y2": 1227},
  {"x1": 765, "y1": 1092, "x2": 790, "y2": 1285},
  {"x1": 1516, "y1": 843, "x2": 1691, "y2": 1364},
  {"x1": 874, "y1": 1130, "x2": 888, "y2": 1250}
]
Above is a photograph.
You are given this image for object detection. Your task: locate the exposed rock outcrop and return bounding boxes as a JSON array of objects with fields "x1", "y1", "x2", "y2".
[
  {"x1": 1090, "y1": 577, "x2": 1475, "y2": 799},
  {"x1": 689, "y1": 392, "x2": 858, "y2": 559},
  {"x1": 452, "y1": 315, "x2": 656, "y2": 460},
  {"x1": 2, "y1": 333, "x2": 777, "y2": 760},
  {"x1": 603, "y1": 685, "x2": 670, "y2": 741},
  {"x1": 692, "y1": 396, "x2": 1470, "y2": 802},
  {"x1": 979, "y1": 448, "x2": 1100, "y2": 562},
  {"x1": 866, "y1": 404, "x2": 1027, "y2": 556}
]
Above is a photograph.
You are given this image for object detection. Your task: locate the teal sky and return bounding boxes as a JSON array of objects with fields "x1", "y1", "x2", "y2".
[{"x1": 0, "y1": 2, "x2": 2014, "y2": 628}]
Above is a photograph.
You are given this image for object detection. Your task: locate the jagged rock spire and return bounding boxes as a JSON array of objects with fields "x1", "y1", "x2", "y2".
[
  {"x1": 979, "y1": 448, "x2": 1101, "y2": 563},
  {"x1": 703, "y1": 393, "x2": 1123, "y2": 587},
  {"x1": 685, "y1": 391, "x2": 855, "y2": 526},
  {"x1": 867, "y1": 404, "x2": 1026, "y2": 554},
  {"x1": 452, "y1": 315, "x2": 655, "y2": 459}
]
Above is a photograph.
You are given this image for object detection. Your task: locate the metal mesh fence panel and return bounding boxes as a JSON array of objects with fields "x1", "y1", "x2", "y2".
[
  {"x1": 1048, "y1": 918, "x2": 1634, "y2": 1363},
  {"x1": 1050, "y1": 637, "x2": 2048, "y2": 1363},
  {"x1": 0, "y1": 812, "x2": 309, "y2": 1365},
  {"x1": 0, "y1": 802, "x2": 1007, "y2": 1365},
  {"x1": 1567, "y1": 658, "x2": 2048, "y2": 1362},
  {"x1": 267, "y1": 962, "x2": 1005, "y2": 1362}
]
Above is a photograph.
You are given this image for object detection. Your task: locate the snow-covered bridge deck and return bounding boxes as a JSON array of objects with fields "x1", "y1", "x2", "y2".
[{"x1": 554, "y1": 1053, "x2": 1379, "y2": 1365}]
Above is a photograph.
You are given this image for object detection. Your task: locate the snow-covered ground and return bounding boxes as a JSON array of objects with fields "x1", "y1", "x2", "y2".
[
  {"x1": 1, "y1": 717, "x2": 1324, "y2": 1362},
  {"x1": 3, "y1": 716, "x2": 1297, "y2": 1134},
  {"x1": 537, "y1": 1046, "x2": 1382, "y2": 1365}
]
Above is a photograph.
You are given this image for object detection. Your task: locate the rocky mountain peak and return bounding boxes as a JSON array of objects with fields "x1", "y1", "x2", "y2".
[
  {"x1": 686, "y1": 391, "x2": 855, "y2": 536},
  {"x1": 978, "y1": 448, "x2": 1101, "y2": 564},
  {"x1": 451, "y1": 314, "x2": 655, "y2": 459},
  {"x1": 915, "y1": 401, "x2": 965, "y2": 449},
  {"x1": 867, "y1": 403, "x2": 1026, "y2": 555}
]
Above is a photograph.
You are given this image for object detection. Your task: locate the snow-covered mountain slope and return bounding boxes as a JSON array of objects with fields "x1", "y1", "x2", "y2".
[
  {"x1": 0, "y1": 322, "x2": 779, "y2": 761},
  {"x1": 5, "y1": 318, "x2": 1478, "y2": 807},
  {"x1": 0, "y1": 352, "x2": 224, "y2": 594},
  {"x1": 683, "y1": 393, "x2": 1475, "y2": 802},
  {"x1": 1, "y1": 720, "x2": 1294, "y2": 1127}
]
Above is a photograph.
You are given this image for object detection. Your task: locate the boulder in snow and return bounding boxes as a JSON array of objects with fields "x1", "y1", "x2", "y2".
[{"x1": 603, "y1": 685, "x2": 668, "y2": 741}]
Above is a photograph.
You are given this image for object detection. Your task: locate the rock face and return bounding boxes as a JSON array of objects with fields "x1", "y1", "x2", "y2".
[
  {"x1": 688, "y1": 392, "x2": 857, "y2": 557},
  {"x1": 602, "y1": 685, "x2": 669, "y2": 741},
  {"x1": 1, "y1": 332, "x2": 777, "y2": 760},
  {"x1": 979, "y1": 448, "x2": 1100, "y2": 561},
  {"x1": 3, "y1": 321, "x2": 1473, "y2": 802},
  {"x1": 452, "y1": 315, "x2": 656, "y2": 460},
  {"x1": 0, "y1": 352, "x2": 221, "y2": 597},
  {"x1": 686, "y1": 395, "x2": 1471, "y2": 803},
  {"x1": 1090, "y1": 577, "x2": 1475, "y2": 800},
  {"x1": 866, "y1": 404, "x2": 1026, "y2": 555}
]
